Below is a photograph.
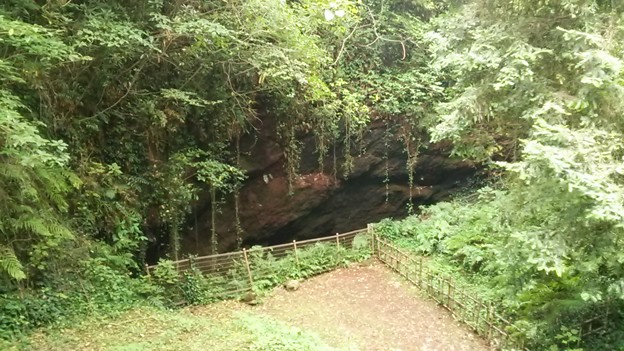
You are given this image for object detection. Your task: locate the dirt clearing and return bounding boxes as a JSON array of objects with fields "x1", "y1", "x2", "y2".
[{"x1": 253, "y1": 261, "x2": 491, "y2": 351}]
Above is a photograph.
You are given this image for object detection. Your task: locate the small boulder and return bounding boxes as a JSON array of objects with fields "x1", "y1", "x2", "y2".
[
  {"x1": 240, "y1": 292, "x2": 258, "y2": 306},
  {"x1": 284, "y1": 279, "x2": 301, "y2": 291}
]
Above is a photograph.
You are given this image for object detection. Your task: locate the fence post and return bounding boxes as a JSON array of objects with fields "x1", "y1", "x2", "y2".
[
  {"x1": 459, "y1": 287, "x2": 464, "y2": 318},
  {"x1": 145, "y1": 263, "x2": 151, "y2": 280},
  {"x1": 370, "y1": 233, "x2": 375, "y2": 256},
  {"x1": 486, "y1": 302, "x2": 492, "y2": 340},
  {"x1": 242, "y1": 248, "x2": 254, "y2": 288},
  {"x1": 384, "y1": 239, "x2": 389, "y2": 262},
  {"x1": 475, "y1": 303, "x2": 482, "y2": 334},
  {"x1": 429, "y1": 273, "x2": 434, "y2": 297},
  {"x1": 447, "y1": 278, "x2": 453, "y2": 310},
  {"x1": 336, "y1": 233, "x2": 340, "y2": 248},
  {"x1": 395, "y1": 246, "x2": 399, "y2": 270},
  {"x1": 440, "y1": 276, "x2": 444, "y2": 304},
  {"x1": 293, "y1": 240, "x2": 299, "y2": 267},
  {"x1": 418, "y1": 256, "x2": 423, "y2": 288},
  {"x1": 368, "y1": 224, "x2": 374, "y2": 255}
]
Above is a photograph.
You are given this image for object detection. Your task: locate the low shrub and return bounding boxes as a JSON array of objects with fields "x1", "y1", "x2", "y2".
[
  {"x1": 149, "y1": 233, "x2": 372, "y2": 305},
  {"x1": 0, "y1": 257, "x2": 157, "y2": 341},
  {"x1": 373, "y1": 189, "x2": 624, "y2": 350}
]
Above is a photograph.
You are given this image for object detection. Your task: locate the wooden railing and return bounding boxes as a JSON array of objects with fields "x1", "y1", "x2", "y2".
[
  {"x1": 372, "y1": 234, "x2": 612, "y2": 350},
  {"x1": 146, "y1": 229, "x2": 369, "y2": 300},
  {"x1": 579, "y1": 309, "x2": 610, "y2": 339},
  {"x1": 372, "y1": 235, "x2": 528, "y2": 350},
  {"x1": 147, "y1": 228, "x2": 367, "y2": 275}
]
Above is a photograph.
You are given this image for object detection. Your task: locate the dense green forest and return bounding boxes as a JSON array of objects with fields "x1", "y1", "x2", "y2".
[{"x1": 1, "y1": 0, "x2": 624, "y2": 349}]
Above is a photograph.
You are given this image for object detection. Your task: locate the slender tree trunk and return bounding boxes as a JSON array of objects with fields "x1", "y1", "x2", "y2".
[
  {"x1": 235, "y1": 135, "x2": 243, "y2": 249},
  {"x1": 210, "y1": 186, "x2": 217, "y2": 255},
  {"x1": 171, "y1": 224, "x2": 179, "y2": 262}
]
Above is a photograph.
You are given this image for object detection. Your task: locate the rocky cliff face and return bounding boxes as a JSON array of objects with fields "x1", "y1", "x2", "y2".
[{"x1": 181, "y1": 119, "x2": 477, "y2": 255}]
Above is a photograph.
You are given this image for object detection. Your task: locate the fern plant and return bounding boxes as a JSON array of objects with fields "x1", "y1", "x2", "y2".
[
  {"x1": 0, "y1": 93, "x2": 78, "y2": 285},
  {"x1": 0, "y1": 246, "x2": 26, "y2": 281}
]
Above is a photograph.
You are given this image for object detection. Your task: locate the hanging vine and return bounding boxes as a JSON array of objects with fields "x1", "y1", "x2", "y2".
[
  {"x1": 277, "y1": 120, "x2": 302, "y2": 195},
  {"x1": 342, "y1": 113, "x2": 354, "y2": 178},
  {"x1": 234, "y1": 135, "x2": 243, "y2": 249},
  {"x1": 313, "y1": 101, "x2": 341, "y2": 175},
  {"x1": 194, "y1": 156, "x2": 245, "y2": 255},
  {"x1": 209, "y1": 187, "x2": 217, "y2": 255},
  {"x1": 383, "y1": 119, "x2": 391, "y2": 203},
  {"x1": 401, "y1": 121, "x2": 421, "y2": 215},
  {"x1": 336, "y1": 80, "x2": 370, "y2": 179},
  {"x1": 332, "y1": 142, "x2": 338, "y2": 182},
  {"x1": 317, "y1": 128, "x2": 327, "y2": 174},
  {"x1": 170, "y1": 224, "x2": 180, "y2": 262}
]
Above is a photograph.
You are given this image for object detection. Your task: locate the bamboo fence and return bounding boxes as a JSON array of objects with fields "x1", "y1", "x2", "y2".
[
  {"x1": 371, "y1": 234, "x2": 611, "y2": 350},
  {"x1": 373, "y1": 235, "x2": 528, "y2": 350},
  {"x1": 146, "y1": 229, "x2": 368, "y2": 299}
]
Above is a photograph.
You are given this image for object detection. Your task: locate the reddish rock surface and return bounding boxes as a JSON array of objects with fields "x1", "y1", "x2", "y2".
[{"x1": 181, "y1": 120, "x2": 477, "y2": 256}]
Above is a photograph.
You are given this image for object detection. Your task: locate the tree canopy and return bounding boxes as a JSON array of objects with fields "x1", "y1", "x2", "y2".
[{"x1": 0, "y1": 0, "x2": 439, "y2": 286}]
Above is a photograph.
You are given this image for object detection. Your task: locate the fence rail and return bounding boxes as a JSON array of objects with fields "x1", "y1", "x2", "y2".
[{"x1": 147, "y1": 228, "x2": 366, "y2": 274}]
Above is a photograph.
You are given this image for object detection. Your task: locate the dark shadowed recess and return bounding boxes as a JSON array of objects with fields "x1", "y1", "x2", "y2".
[{"x1": 245, "y1": 171, "x2": 477, "y2": 247}]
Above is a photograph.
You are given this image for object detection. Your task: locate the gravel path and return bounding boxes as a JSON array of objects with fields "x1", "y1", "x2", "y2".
[{"x1": 254, "y1": 261, "x2": 491, "y2": 351}]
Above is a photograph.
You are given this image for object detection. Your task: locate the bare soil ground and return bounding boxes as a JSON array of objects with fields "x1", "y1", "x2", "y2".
[{"x1": 253, "y1": 261, "x2": 491, "y2": 351}]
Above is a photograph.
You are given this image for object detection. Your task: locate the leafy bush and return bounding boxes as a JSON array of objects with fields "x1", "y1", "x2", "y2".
[
  {"x1": 0, "y1": 256, "x2": 157, "y2": 341},
  {"x1": 374, "y1": 189, "x2": 624, "y2": 350},
  {"x1": 149, "y1": 234, "x2": 372, "y2": 306},
  {"x1": 248, "y1": 236, "x2": 371, "y2": 294}
]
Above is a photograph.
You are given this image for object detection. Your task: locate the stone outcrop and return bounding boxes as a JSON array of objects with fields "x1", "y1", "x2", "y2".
[{"x1": 181, "y1": 119, "x2": 477, "y2": 255}]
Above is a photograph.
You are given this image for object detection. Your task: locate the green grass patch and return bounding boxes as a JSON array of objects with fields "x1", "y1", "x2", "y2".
[{"x1": 2, "y1": 304, "x2": 341, "y2": 351}]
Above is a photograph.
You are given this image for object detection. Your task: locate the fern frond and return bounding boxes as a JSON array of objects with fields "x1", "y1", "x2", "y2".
[
  {"x1": 48, "y1": 221, "x2": 73, "y2": 239},
  {"x1": 17, "y1": 216, "x2": 51, "y2": 237},
  {"x1": 0, "y1": 245, "x2": 26, "y2": 280},
  {"x1": 0, "y1": 162, "x2": 27, "y2": 181}
]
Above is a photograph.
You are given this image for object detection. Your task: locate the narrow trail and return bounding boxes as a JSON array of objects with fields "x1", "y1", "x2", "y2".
[{"x1": 253, "y1": 261, "x2": 491, "y2": 351}]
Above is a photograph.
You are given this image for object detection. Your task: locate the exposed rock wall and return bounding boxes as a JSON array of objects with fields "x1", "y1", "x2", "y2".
[{"x1": 181, "y1": 119, "x2": 477, "y2": 255}]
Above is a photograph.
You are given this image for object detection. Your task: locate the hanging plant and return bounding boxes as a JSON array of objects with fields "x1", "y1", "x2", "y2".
[
  {"x1": 383, "y1": 120, "x2": 391, "y2": 203},
  {"x1": 401, "y1": 122, "x2": 421, "y2": 215}
]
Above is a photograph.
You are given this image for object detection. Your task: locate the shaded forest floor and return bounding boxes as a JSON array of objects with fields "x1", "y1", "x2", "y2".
[{"x1": 14, "y1": 262, "x2": 490, "y2": 351}]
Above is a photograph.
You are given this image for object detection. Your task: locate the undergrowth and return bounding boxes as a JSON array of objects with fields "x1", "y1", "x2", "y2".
[
  {"x1": 239, "y1": 313, "x2": 338, "y2": 351},
  {"x1": 4, "y1": 305, "x2": 340, "y2": 351},
  {"x1": 375, "y1": 188, "x2": 624, "y2": 351},
  {"x1": 0, "y1": 248, "x2": 160, "y2": 342},
  {"x1": 1, "y1": 233, "x2": 371, "y2": 346},
  {"x1": 150, "y1": 234, "x2": 371, "y2": 305}
]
